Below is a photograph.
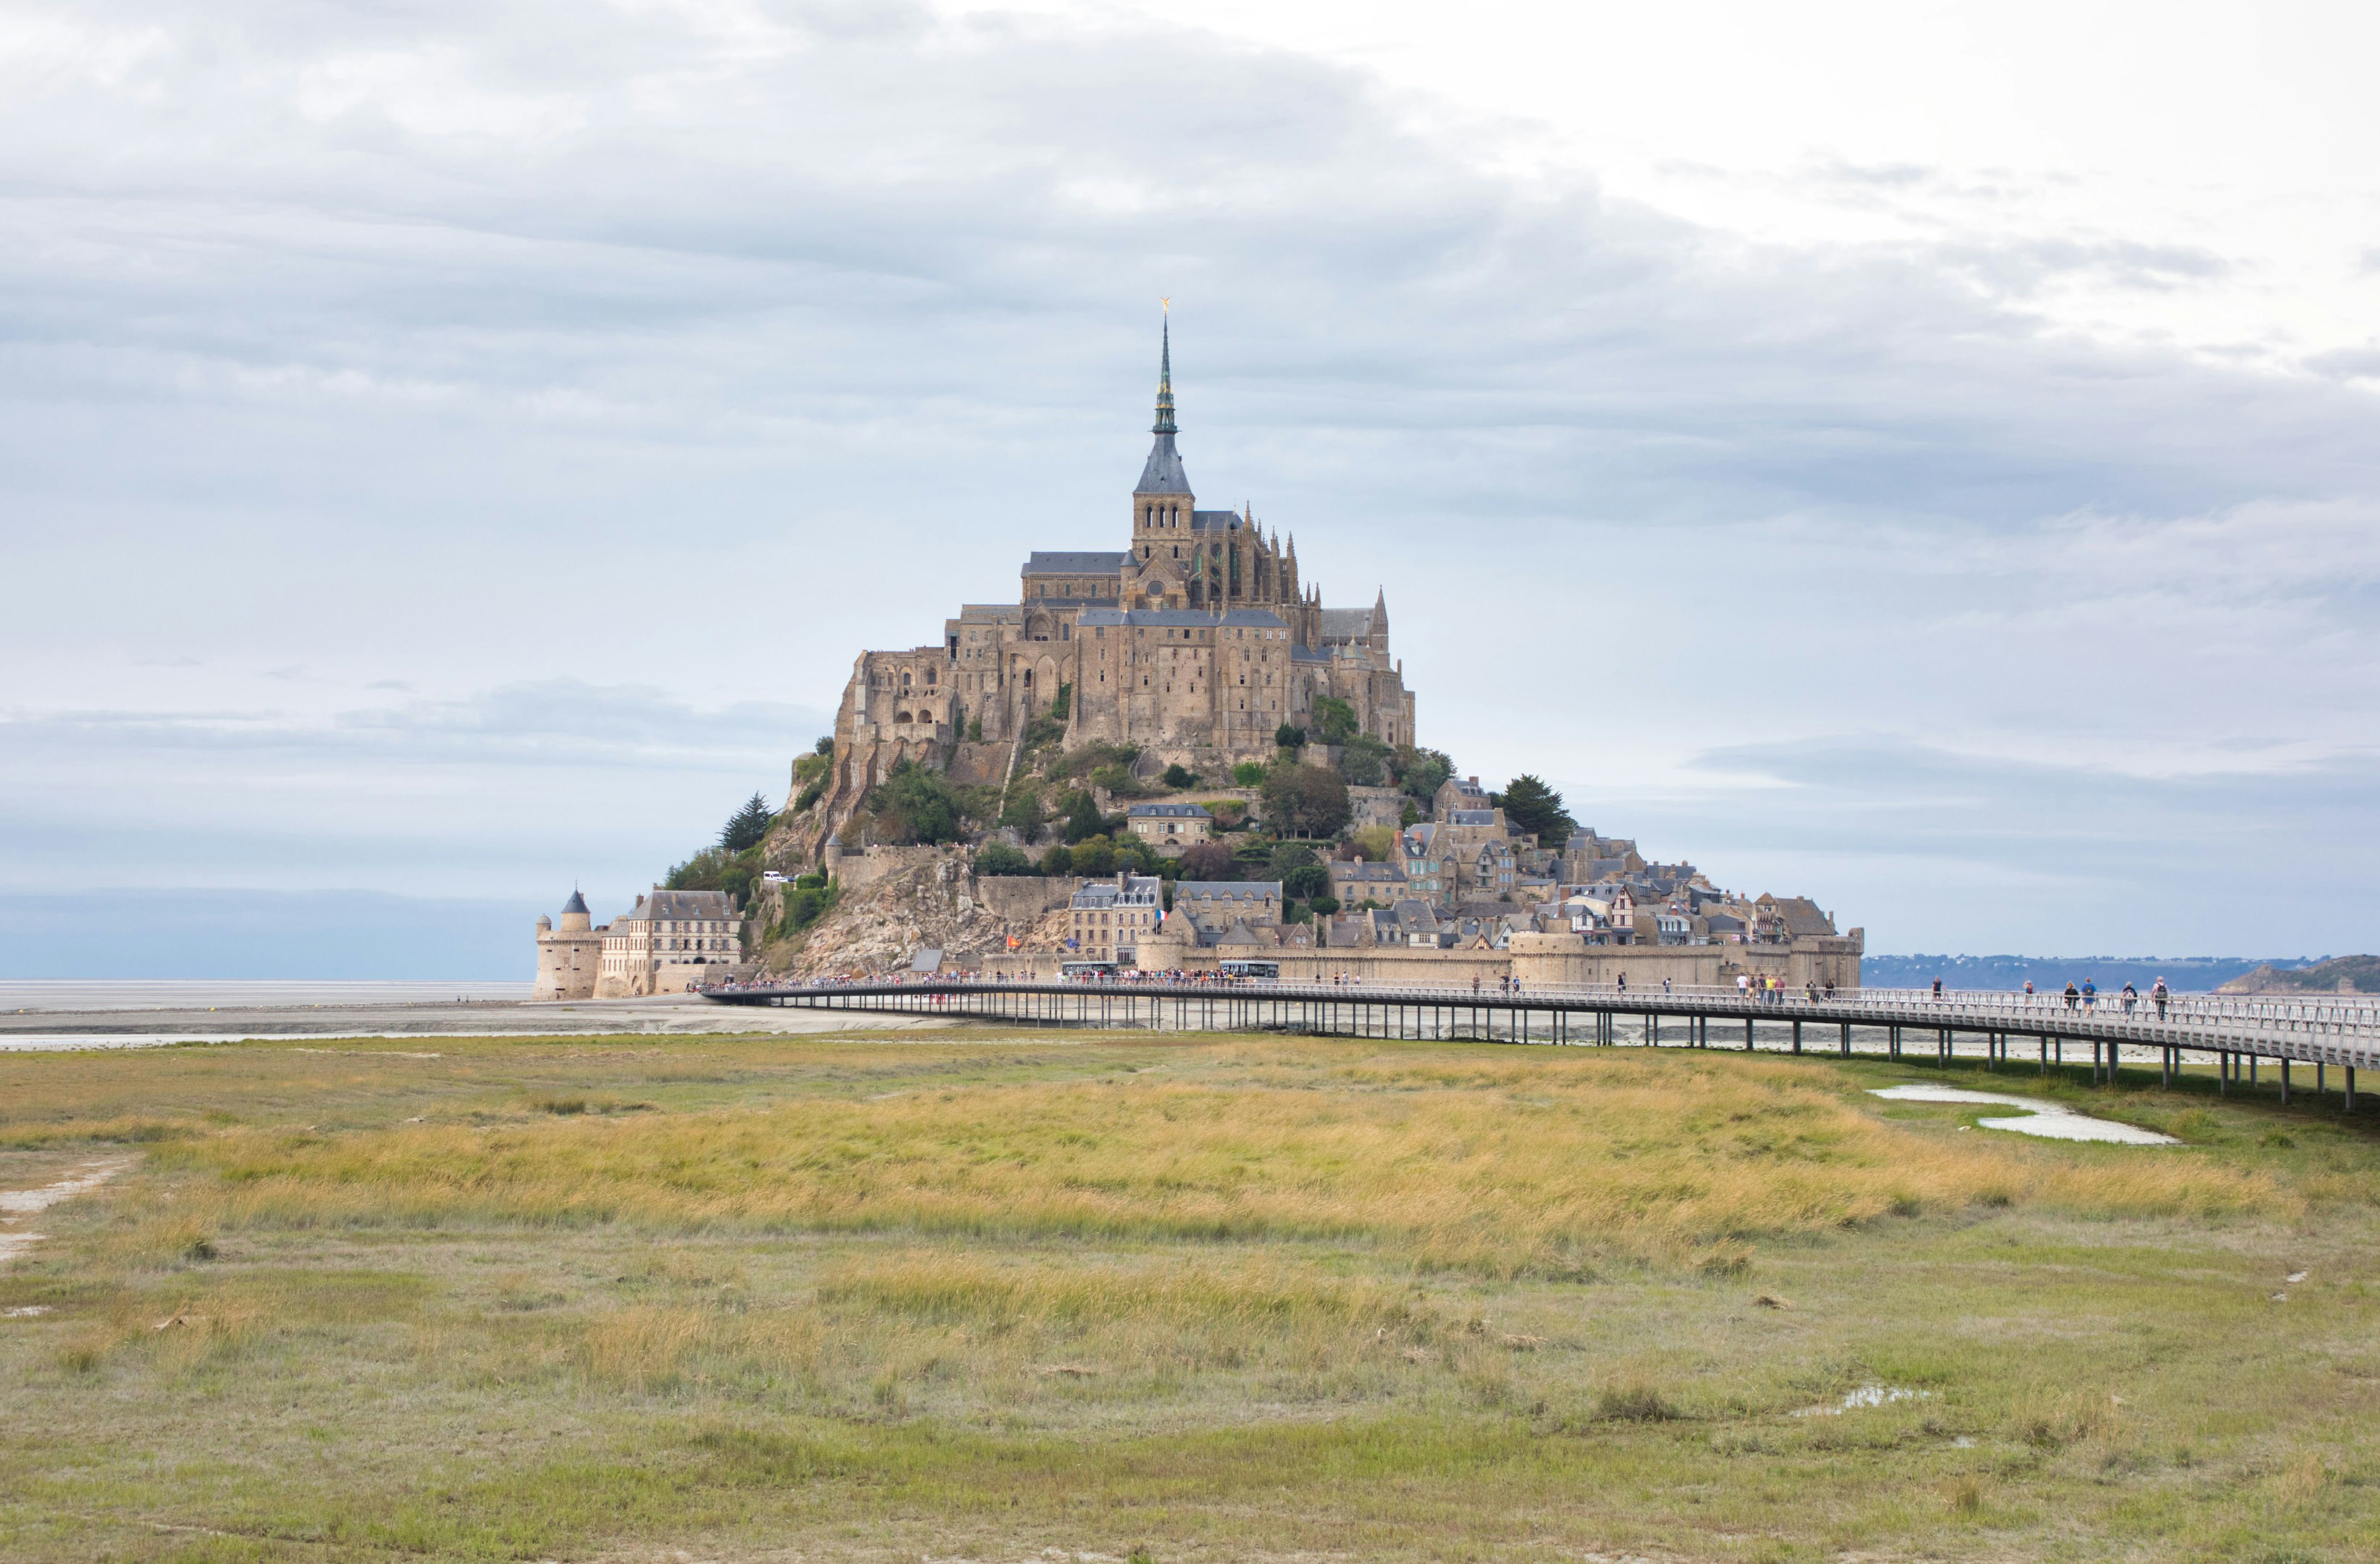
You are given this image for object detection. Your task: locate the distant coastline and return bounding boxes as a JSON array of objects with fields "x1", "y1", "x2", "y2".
[{"x1": 1861, "y1": 953, "x2": 2329, "y2": 993}]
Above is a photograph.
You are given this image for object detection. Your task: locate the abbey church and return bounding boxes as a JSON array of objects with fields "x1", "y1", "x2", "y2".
[{"x1": 804, "y1": 323, "x2": 1419, "y2": 824}]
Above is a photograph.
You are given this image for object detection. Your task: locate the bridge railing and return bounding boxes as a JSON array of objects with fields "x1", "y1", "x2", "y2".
[{"x1": 700, "y1": 974, "x2": 2380, "y2": 1050}]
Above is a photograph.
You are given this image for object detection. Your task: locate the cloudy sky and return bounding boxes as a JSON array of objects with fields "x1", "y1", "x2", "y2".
[{"x1": 4, "y1": 0, "x2": 2376, "y2": 973}]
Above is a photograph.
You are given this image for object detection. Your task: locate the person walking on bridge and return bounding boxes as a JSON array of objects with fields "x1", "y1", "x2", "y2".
[
  {"x1": 2082, "y1": 978, "x2": 2097, "y2": 1010},
  {"x1": 1931, "y1": 976, "x2": 1944, "y2": 1001},
  {"x1": 2063, "y1": 982, "x2": 2079, "y2": 1011},
  {"x1": 2152, "y1": 977, "x2": 2170, "y2": 1019},
  {"x1": 2121, "y1": 982, "x2": 2138, "y2": 1014}
]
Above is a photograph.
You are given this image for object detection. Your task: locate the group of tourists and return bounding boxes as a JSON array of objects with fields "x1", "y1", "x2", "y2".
[{"x1": 2004, "y1": 976, "x2": 2173, "y2": 1019}]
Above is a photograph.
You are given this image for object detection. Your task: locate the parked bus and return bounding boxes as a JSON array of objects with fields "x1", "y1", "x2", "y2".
[
  {"x1": 1219, "y1": 960, "x2": 1280, "y2": 982},
  {"x1": 1059, "y1": 961, "x2": 1119, "y2": 980}
]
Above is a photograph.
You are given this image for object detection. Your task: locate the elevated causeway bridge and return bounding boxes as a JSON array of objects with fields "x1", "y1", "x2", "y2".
[{"x1": 706, "y1": 977, "x2": 2376, "y2": 1109}]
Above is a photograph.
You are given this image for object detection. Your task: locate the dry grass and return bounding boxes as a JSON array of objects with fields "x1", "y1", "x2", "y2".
[
  {"x1": 1, "y1": 1030, "x2": 2374, "y2": 1563},
  {"x1": 141, "y1": 1048, "x2": 2288, "y2": 1275}
]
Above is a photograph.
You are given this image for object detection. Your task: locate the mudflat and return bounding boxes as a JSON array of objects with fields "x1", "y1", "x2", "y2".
[
  {"x1": 0, "y1": 987, "x2": 952, "y2": 1045},
  {"x1": 1, "y1": 1030, "x2": 2373, "y2": 1562}
]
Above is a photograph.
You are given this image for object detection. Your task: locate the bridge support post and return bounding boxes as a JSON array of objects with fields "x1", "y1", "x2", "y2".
[
  {"x1": 1939, "y1": 1027, "x2": 1949, "y2": 1066},
  {"x1": 1792, "y1": 1019, "x2": 1802, "y2": 1055},
  {"x1": 1745, "y1": 1017, "x2": 1755, "y2": 1052},
  {"x1": 2040, "y1": 1035, "x2": 2048, "y2": 1074},
  {"x1": 2281, "y1": 1058, "x2": 2291, "y2": 1105},
  {"x1": 2347, "y1": 1066, "x2": 2356, "y2": 1114},
  {"x1": 2317, "y1": 1062, "x2": 2325, "y2": 1096}
]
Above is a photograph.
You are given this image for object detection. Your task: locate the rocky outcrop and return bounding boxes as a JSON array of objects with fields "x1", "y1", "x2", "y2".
[
  {"x1": 760, "y1": 852, "x2": 1075, "y2": 979},
  {"x1": 2218, "y1": 955, "x2": 2376, "y2": 995}
]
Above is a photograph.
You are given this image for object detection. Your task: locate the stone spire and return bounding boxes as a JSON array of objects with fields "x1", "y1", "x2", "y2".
[{"x1": 1135, "y1": 312, "x2": 1190, "y2": 495}]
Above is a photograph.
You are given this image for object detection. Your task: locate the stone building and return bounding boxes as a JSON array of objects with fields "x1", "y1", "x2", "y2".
[
  {"x1": 1126, "y1": 801, "x2": 1213, "y2": 853},
  {"x1": 1171, "y1": 880, "x2": 1283, "y2": 942},
  {"x1": 594, "y1": 887, "x2": 747, "y2": 998},
  {"x1": 533, "y1": 889, "x2": 604, "y2": 1001},
  {"x1": 531, "y1": 886, "x2": 751, "y2": 1000},
  {"x1": 1067, "y1": 873, "x2": 1164, "y2": 964},
  {"x1": 801, "y1": 320, "x2": 1419, "y2": 841}
]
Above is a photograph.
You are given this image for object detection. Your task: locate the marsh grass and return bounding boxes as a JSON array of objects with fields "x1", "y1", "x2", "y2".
[
  {"x1": 2, "y1": 1032, "x2": 2375, "y2": 1562},
  {"x1": 142, "y1": 1048, "x2": 2291, "y2": 1275}
]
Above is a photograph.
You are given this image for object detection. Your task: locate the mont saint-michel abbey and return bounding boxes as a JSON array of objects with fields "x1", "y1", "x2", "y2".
[{"x1": 814, "y1": 325, "x2": 1418, "y2": 809}]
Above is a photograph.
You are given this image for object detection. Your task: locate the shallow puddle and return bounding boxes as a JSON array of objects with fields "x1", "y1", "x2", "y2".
[
  {"x1": 1794, "y1": 1385, "x2": 1932, "y2": 1417},
  {"x1": 0, "y1": 1158, "x2": 136, "y2": 1267},
  {"x1": 1869, "y1": 1084, "x2": 2179, "y2": 1144}
]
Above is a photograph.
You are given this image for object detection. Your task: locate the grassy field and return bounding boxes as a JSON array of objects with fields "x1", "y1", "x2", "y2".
[{"x1": 1, "y1": 1031, "x2": 2374, "y2": 1563}]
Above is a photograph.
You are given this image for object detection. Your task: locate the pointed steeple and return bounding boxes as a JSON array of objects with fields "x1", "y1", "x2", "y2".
[
  {"x1": 1153, "y1": 314, "x2": 1177, "y2": 436},
  {"x1": 1134, "y1": 309, "x2": 1190, "y2": 496}
]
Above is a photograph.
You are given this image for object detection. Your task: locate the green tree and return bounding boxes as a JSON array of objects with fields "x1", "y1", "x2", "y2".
[
  {"x1": 1232, "y1": 760, "x2": 1267, "y2": 786},
  {"x1": 863, "y1": 760, "x2": 963, "y2": 845},
  {"x1": 1308, "y1": 894, "x2": 1340, "y2": 917},
  {"x1": 665, "y1": 846, "x2": 759, "y2": 909},
  {"x1": 1161, "y1": 763, "x2": 1199, "y2": 789},
  {"x1": 1062, "y1": 788, "x2": 1104, "y2": 844},
  {"x1": 1496, "y1": 773, "x2": 1577, "y2": 847},
  {"x1": 1338, "y1": 734, "x2": 1390, "y2": 787},
  {"x1": 1393, "y1": 745, "x2": 1453, "y2": 804},
  {"x1": 720, "y1": 792, "x2": 776, "y2": 853},
  {"x1": 1260, "y1": 764, "x2": 1351, "y2": 839},
  {"x1": 1070, "y1": 835, "x2": 1117, "y2": 876},
  {"x1": 1311, "y1": 696, "x2": 1359, "y2": 745},
  {"x1": 1270, "y1": 841, "x2": 1320, "y2": 874},
  {"x1": 1283, "y1": 863, "x2": 1332, "y2": 902},
  {"x1": 998, "y1": 787, "x2": 1046, "y2": 842},
  {"x1": 1041, "y1": 844, "x2": 1073, "y2": 876},
  {"x1": 1274, "y1": 723, "x2": 1307, "y2": 750}
]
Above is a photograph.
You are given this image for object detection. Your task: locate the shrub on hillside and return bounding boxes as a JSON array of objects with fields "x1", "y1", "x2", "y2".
[
  {"x1": 1179, "y1": 841, "x2": 1237, "y2": 881},
  {"x1": 974, "y1": 844, "x2": 1038, "y2": 877},
  {"x1": 864, "y1": 760, "x2": 963, "y2": 845}
]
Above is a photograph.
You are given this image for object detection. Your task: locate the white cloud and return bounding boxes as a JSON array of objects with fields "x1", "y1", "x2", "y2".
[{"x1": 1, "y1": 0, "x2": 2375, "y2": 964}]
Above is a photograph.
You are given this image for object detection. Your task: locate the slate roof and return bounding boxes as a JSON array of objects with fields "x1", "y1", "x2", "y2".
[
  {"x1": 1128, "y1": 802, "x2": 1213, "y2": 819},
  {"x1": 1023, "y1": 551, "x2": 1131, "y2": 576},
  {"x1": 1190, "y1": 509, "x2": 1241, "y2": 530},
  {"x1": 1076, "y1": 608, "x2": 1288, "y2": 630},
  {"x1": 1446, "y1": 809, "x2": 1500, "y2": 827},
  {"x1": 560, "y1": 889, "x2": 589, "y2": 915},
  {"x1": 1070, "y1": 875, "x2": 1163, "y2": 910},
  {"x1": 1175, "y1": 880, "x2": 1282, "y2": 899},
  {"x1": 1316, "y1": 607, "x2": 1376, "y2": 641},
  {"x1": 1136, "y1": 432, "x2": 1189, "y2": 494},
  {"x1": 632, "y1": 889, "x2": 738, "y2": 921}
]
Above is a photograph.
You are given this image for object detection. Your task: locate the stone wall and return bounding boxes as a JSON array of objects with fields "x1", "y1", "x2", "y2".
[{"x1": 973, "y1": 875, "x2": 1075, "y2": 925}]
